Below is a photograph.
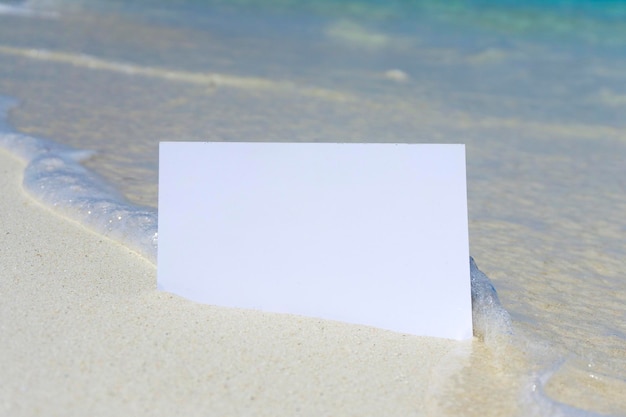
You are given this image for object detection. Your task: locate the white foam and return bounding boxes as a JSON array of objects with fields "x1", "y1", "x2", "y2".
[
  {"x1": 0, "y1": 97, "x2": 157, "y2": 263},
  {"x1": 470, "y1": 256, "x2": 513, "y2": 343}
]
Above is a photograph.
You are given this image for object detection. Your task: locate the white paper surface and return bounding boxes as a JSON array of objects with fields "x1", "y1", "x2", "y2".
[{"x1": 158, "y1": 142, "x2": 472, "y2": 340}]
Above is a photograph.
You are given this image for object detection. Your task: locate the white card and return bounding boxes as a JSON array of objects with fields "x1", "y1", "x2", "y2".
[{"x1": 158, "y1": 142, "x2": 472, "y2": 340}]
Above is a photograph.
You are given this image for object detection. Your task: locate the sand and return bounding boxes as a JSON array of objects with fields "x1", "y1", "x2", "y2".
[{"x1": 0, "y1": 147, "x2": 501, "y2": 416}]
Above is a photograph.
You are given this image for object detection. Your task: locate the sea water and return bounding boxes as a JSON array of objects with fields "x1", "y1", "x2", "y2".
[{"x1": 0, "y1": 0, "x2": 625, "y2": 415}]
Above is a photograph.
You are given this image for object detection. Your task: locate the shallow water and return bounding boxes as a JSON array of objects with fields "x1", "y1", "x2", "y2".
[{"x1": 1, "y1": 0, "x2": 625, "y2": 415}]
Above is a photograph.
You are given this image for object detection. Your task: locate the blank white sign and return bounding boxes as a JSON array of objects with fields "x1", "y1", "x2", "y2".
[{"x1": 158, "y1": 142, "x2": 472, "y2": 340}]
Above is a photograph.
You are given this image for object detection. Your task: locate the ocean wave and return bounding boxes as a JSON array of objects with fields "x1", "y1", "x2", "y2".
[
  {"x1": 470, "y1": 256, "x2": 513, "y2": 343},
  {"x1": 0, "y1": 96, "x2": 157, "y2": 263}
]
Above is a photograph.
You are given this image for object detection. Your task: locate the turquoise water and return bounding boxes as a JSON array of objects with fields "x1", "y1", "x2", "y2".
[
  {"x1": 62, "y1": 0, "x2": 626, "y2": 48},
  {"x1": 1, "y1": 0, "x2": 625, "y2": 415}
]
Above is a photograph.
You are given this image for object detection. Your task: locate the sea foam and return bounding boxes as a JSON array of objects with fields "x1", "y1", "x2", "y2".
[
  {"x1": 0, "y1": 96, "x2": 157, "y2": 263},
  {"x1": 470, "y1": 256, "x2": 513, "y2": 342}
]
